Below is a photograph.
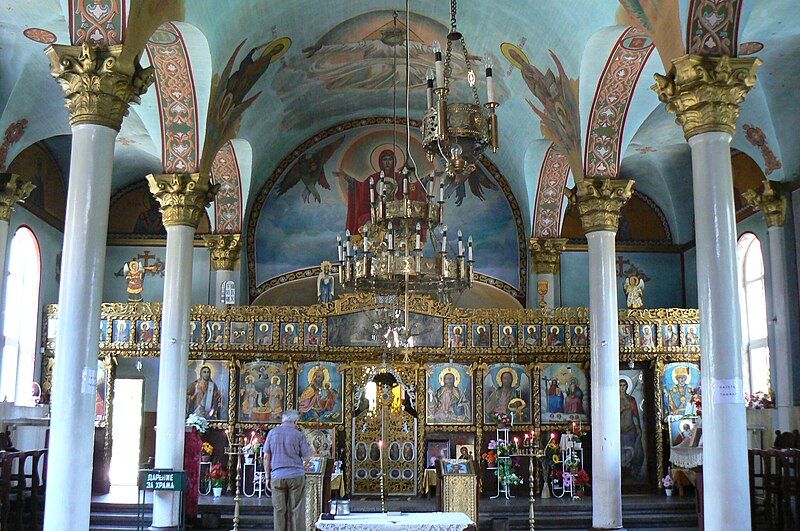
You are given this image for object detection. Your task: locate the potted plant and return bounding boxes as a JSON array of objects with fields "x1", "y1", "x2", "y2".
[
  {"x1": 661, "y1": 474, "x2": 674, "y2": 496},
  {"x1": 201, "y1": 442, "x2": 214, "y2": 463},
  {"x1": 209, "y1": 463, "x2": 228, "y2": 497}
]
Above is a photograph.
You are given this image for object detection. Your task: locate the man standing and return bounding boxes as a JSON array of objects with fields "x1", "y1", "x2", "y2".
[{"x1": 265, "y1": 410, "x2": 314, "y2": 531}]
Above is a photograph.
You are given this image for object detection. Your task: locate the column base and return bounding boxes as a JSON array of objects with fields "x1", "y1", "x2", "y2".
[
  {"x1": 149, "y1": 526, "x2": 180, "y2": 530},
  {"x1": 591, "y1": 527, "x2": 625, "y2": 530}
]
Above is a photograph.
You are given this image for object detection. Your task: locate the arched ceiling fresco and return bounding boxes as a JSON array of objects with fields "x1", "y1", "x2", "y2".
[{"x1": 0, "y1": 0, "x2": 798, "y2": 249}]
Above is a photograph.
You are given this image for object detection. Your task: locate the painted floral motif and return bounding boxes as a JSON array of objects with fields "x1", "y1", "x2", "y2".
[
  {"x1": 743, "y1": 124, "x2": 782, "y2": 175},
  {"x1": 23, "y1": 28, "x2": 57, "y2": 44},
  {"x1": 585, "y1": 27, "x2": 654, "y2": 179},
  {"x1": 70, "y1": 0, "x2": 124, "y2": 46},
  {"x1": 212, "y1": 142, "x2": 242, "y2": 233},
  {"x1": 686, "y1": 0, "x2": 743, "y2": 57},
  {"x1": 533, "y1": 145, "x2": 569, "y2": 238},
  {"x1": 145, "y1": 23, "x2": 199, "y2": 174},
  {"x1": 0, "y1": 119, "x2": 28, "y2": 171}
]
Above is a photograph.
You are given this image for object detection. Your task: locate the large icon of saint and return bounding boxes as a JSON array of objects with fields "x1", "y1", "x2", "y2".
[
  {"x1": 187, "y1": 365, "x2": 223, "y2": 419},
  {"x1": 298, "y1": 364, "x2": 341, "y2": 422},
  {"x1": 484, "y1": 366, "x2": 529, "y2": 423},
  {"x1": 428, "y1": 367, "x2": 471, "y2": 424}
]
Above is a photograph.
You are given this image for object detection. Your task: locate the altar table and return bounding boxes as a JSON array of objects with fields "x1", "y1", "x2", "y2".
[{"x1": 316, "y1": 511, "x2": 475, "y2": 531}]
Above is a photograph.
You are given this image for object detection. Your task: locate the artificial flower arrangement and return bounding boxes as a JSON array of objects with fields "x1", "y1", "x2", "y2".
[
  {"x1": 201, "y1": 442, "x2": 214, "y2": 456},
  {"x1": 661, "y1": 474, "x2": 674, "y2": 489},
  {"x1": 493, "y1": 411, "x2": 512, "y2": 426},
  {"x1": 745, "y1": 390, "x2": 774, "y2": 410},
  {"x1": 186, "y1": 413, "x2": 208, "y2": 433},
  {"x1": 209, "y1": 463, "x2": 228, "y2": 488},
  {"x1": 483, "y1": 439, "x2": 522, "y2": 488}
]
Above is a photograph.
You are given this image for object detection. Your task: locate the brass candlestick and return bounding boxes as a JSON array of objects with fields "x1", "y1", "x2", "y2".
[
  {"x1": 514, "y1": 443, "x2": 545, "y2": 531},
  {"x1": 225, "y1": 437, "x2": 243, "y2": 531}
]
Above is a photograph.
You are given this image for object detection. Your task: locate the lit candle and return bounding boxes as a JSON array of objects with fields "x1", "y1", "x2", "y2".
[
  {"x1": 415, "y1": 223, "x2": 421, "y2": 250},
  {"x1": 345, "y1": 230, "x2": 352, "y2": 257},
  {"x1": 486, "y1": 61, "x2": 496, "y2": 103},
  {"x1": 514, "y1": 436, "x2": 519, "y2": 449},
  {"x1": 441, "y1": 226, "x2": 447, "y2": 253},
  {"x1": 433, "y1": 40, "x2": 444, "y2": 88},
  {"x1": 370, "y1": 181, "x2": 375, "y2": 204},
  {"x1": 468, "y1": 236, "x2": 473, "y2": 261},
  {"x1": 426, "y1": 68, "x2": 434, "y2": 108},
  {"x1": 387, "y1": 222, "x2": 394, "y2": 251},
  {"x1": 457, "y1": 230, "x2": 464, "y2": 257}
]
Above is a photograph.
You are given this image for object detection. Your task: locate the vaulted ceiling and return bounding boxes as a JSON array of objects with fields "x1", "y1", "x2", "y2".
[{"x1": 0, "y1": 0, "x2": 797, "y2": 245}]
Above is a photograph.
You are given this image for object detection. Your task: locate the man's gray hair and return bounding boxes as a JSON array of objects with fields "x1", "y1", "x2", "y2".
[{"x1": 281, "y1": 410, "x2": 300, "y2": 423}]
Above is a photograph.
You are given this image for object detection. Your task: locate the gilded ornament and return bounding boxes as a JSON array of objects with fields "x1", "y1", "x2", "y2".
[
  {"x1": 652, "y1": 54, "x2": 761, "y2": 140},
  {"x1": 45, "y1": 43, "x2": 154, "y2": 131},
  {"x1": 742, "y1": 180, "x2": 787, "y2": 228},
  {"x1": 0, "y1": 173, "x2": 35, "y2": 222},
  {"x1": 202, "y1": 234, "x2": 242, "y2": 271},
  {"x1": 574, "y1": 179, "x2": 634, "y2": 234},
  {"x1": 146, "y1": 173, "x2": 218, "y2": 228},
  {"x1": 529, "y1": 238, "x2": 568, "y2": 275}
]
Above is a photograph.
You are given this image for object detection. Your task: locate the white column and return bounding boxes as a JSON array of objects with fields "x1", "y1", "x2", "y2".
[
  {"x1": 152, "y1": 224, "x2": 195, "y2": 528},
  {"x1": 44, "y1": 124, "x2": 117, "y2": 530},
  {"x1": 587, "y1": 230, "x2": 623, "y2": 529},
  {"x1": 767, "y1": 225, "x2": 793, "y2": 430},
  {"x1": 214, "y1": 268, "x2": 235, "y2": 309},
  {"x1": 688, "y1": 131, "x2": 750, "y2": 528},
  {"x1": 0, "y1": 219, "x2": 8, "y2": 301}
]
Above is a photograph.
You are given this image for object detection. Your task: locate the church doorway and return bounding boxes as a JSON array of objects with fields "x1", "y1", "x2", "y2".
[
  {"x1": 108, "y1": 378, "x2": 144, "y2": 486},
  {"x1": 351, "y1": 367, "x2": 418, "y2": 496}
]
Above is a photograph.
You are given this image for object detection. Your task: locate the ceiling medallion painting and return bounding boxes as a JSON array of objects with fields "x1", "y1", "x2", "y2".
[{"x1": 272, "y1": 9, "x2": 506, "y2": 131}]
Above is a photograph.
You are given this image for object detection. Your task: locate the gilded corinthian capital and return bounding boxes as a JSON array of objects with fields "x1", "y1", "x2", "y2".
[
  {"x1": 146, "y1": 173, "x2": 218, "y2": 229},
  {"x1": 0, "y1": 173, "x2": 36, "y2": 222},
  {"x1": 742, "y1": 180, "x2": 787, "y2": 228},
  {"x1": 652, "y1": 54, "x2": 761, "y2": 140},
  {"x1": 45, "y1": 43, "x2": 154, "y2": 131},
  {"x1": 529, "y1": 237, "x2": 568, "y2": 274},
  {"x1": 202, "y1": 234, "x2": 242, "y2": 271},
  {"x1": 574, "y1": 179, "x2": 634, "y2": 234}
]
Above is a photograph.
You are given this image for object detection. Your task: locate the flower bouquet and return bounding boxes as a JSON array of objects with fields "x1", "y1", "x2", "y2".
[
  {"x1": 493, "y1": 411, "x2": 512, "y2": 427},
  {"x1": 201, "y1": 442, "x2": 214, "y2": 463},
  {"x1": 496, "y1": 454, "x2": 522, "y2": 488},
  {"x1": 745, "y1": 390, "x2": 774, "y2": 410},
  {"x1": 186, "y1": 413, "x2": 208, "y2": 433},
  {"x1": 209, "y1": 463, "x2": 228, "y2": 496}
]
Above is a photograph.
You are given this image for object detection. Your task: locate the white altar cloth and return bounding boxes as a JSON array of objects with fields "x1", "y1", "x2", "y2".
[{"x1": 316, "y1": 511, "x2": 475, "y2": 531}]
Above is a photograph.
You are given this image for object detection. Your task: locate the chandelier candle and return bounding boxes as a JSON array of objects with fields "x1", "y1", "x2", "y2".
[
  {"x1": 468, "y1": 236, "x2": 473, "y2": 262},
  {"x1": 441, "y1": 226, "x2": 448, "y2": 253},
  {"x1": 433, "y1": 41, "x2": 444, "y2": 88},
  {"x1": 426, "y1": 69, "x2": 434, "y2": 109},
  {"x1": 486, "y1": 63, "x2": 496, "y2": 103},
  {"x1": 457, "y1": 230, "x2": 464, "y2": 256}
]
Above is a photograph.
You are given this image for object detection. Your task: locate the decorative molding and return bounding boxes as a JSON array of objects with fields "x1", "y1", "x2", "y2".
[
  {"x1": 742, "y1": 180, "x2": 787, "y2": 228},
  {"x1": 686, "y1": 0, "x2": 743, "y2": 57},
  {"x1": 532, "y1": 144, "x2": 569, "y2": 238},
  {"x1": 574, "y1": 179, "x2": 634, "y2": 234},
  {"x1": 106, "y1": 235, "x2": 207, "y2": 247},
  {"x1": 529, "y1": 238, "x2": 568, "y2": 275},
  {"x1": 202, "y1": 233, "x2": 242, "y2": 271},
  {"x1": 584, "y1": 27, "x2": 654, "y2": 179},
  {"x1": 0, "y1": 173, "x2": 36, "y2": 222},
  {"x1": 146, "y1": 172, "x2": 217, "y2": 228},
  {"x1": 652, "y1": 54, "x2": 761, "y2": 140},
  {"x1": 211, "y1": 141, "x2": 242, "y2": 233},
  {"x1": 45, "y1": 43, "x2": 154, "y2": 131}
]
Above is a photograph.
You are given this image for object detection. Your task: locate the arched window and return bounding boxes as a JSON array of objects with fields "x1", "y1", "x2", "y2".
[
  {"x1": 737, "y1": 233, "x2": 770, "y2": 396},
  {"x1": 0, "y1": 227, "x2": 41, "y2": 404}
]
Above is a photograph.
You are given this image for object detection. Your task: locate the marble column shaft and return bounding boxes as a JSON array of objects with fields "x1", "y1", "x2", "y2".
[
  {"x1": 148, "y1": 172, "x2": 216, "y2": 528},
  {"x1": 43, "y1": 43, "x2": 152, "y2": 531},
  {"x1": 743, "y1": 180, "x2": 793, "y2": 430},
  {"x1": 576, "y1": 178, "x2": 633, "y2": 530},
  {"x1": 654, "y1": 53, "x2": 761, "y2": 530}
]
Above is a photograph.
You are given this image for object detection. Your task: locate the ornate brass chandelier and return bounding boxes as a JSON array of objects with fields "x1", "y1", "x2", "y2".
[
  {"x1": 422, "y1": 0, "x2": 499, "y2": 178},
  {"x1": 335, "y1": 1, "x2": 484, "y2": 305}
]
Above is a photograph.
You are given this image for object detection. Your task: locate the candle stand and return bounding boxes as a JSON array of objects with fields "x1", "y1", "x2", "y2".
[
  {"x1": 225, "y1": 439, "x2": 243, "y2": 531},
  {"x1": 513, "y1": 443, "x2": 546, "y2": 531}
]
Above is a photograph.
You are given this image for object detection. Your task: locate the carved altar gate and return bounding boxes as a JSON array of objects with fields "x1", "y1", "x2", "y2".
[{"x1": 349, "y1": 364, "x2": 419, "y2": 496}]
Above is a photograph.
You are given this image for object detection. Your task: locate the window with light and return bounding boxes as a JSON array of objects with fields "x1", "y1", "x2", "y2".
[
  {"x1": 0, "y1": 227, "x2": 41, "y2": 404},
  {"x1": 737, "y1": 233, "x2": 770, "y2": 397}
]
